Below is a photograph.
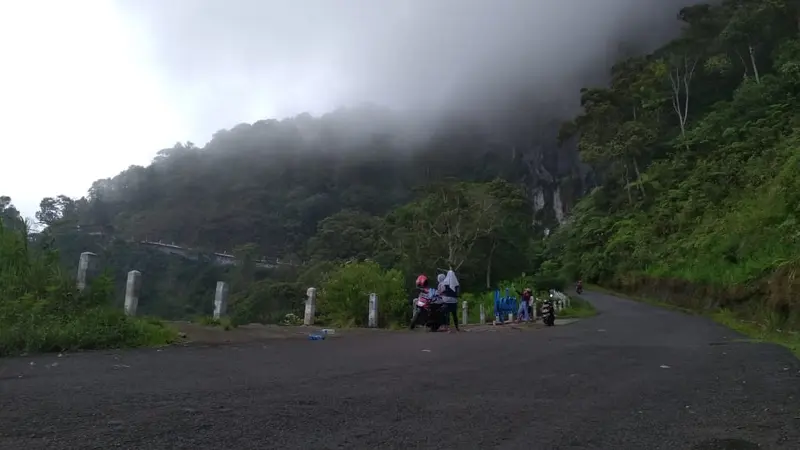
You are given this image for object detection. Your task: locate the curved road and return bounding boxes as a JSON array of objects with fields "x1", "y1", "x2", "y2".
[{"x1": 1, "y1": 291, "x2": 798, "y2": 449}]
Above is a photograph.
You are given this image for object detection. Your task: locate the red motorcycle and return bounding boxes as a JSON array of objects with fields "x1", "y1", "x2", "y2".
[{"x1": 409, "y1": 294, "x2": 444, "y2": 332}]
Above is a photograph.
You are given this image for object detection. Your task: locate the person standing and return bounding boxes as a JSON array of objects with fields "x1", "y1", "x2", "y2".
[
  {"x1": 439, "y1": 270, "x2": 460, "y2": 332},
  {"x1": 516, "y1": 288, "x2": 532, "y2": 322}
]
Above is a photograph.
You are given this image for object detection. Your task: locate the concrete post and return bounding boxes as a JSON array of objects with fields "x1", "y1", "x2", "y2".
[
  {"x1": 461, "y1": 300, "x2": 468, "y2": 326},
  {"x1": 213, "y1": 281, "x2": 229, "y2": 319},
  {"x1": 368, "y1": 293, "x2": 378, "y2": 328},
  {"x1": 124, "y1": 270, "x2": 141, "y2": 316},
  {"x1": 304, "y1": 287, "x2": 316, "y2": 326},
  {"x1": 532, "y1": 299, "x2": 538, "y2": 321},
  {"x1": 76, "y1": 252, "x2": 97, "y2": 291},
  {"x1": 508, "y1": 312, "x2": 514, "y2": 322},
  {"x1": 479, "y1": 304, "x2": 486, "y2": 324}
]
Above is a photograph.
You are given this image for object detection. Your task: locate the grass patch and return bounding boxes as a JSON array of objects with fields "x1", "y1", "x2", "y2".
[
  {"x1": 194, "y1": 315, "x2": 234, "y2": 330},
  {"x1": 712, "y1": 309, "x2": 800, "y2": 358},
  {"x1": 588, "y1": 284, "x2": 800, "y2": 359},
  {"x1": 557, "y1": 295, "x2": 597, "y2": 318}
]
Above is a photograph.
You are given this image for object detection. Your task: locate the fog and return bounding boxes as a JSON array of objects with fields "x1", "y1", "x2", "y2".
[
  {"x1": 119, "y1": 0, "x2": 699, "y2": 129},
  {"x1": 2, "y1": 0, "x2": 700, "y2": 218}
]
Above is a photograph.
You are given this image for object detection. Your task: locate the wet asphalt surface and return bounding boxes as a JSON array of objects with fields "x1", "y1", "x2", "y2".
[{"x1": 1, "y1": 291, "x2": 799, "y2": 450}]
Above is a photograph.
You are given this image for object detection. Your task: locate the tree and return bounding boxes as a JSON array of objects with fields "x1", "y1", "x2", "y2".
[
  {"x1": 306, "y1": 209, "x2": 384, "y2": 262},
  {"x1": 36, "y1": 195, "x2": 78, "y2": 227},
  {"x1": 718, "y1": 0, "x2": 792, "y2": 84},
  {"x1": 0, "y1": 196, "x2": 25, "y2": 232},
  {"x1": 385, "y1": 180, "x2": 530, "y2": 272}
]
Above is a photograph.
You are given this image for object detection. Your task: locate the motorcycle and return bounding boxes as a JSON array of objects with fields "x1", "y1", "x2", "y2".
[
  {"x1": 540, "y1": 298, "x2": 555, "y2": 326},
  {"x1": 409, "y1": 294, "x2": 444, "y2": 332},
  {"x1": 576, "y1": 284, "x2": 583, "y2": 295}
]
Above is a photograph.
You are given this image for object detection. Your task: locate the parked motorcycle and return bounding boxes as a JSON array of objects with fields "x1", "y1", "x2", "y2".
[
  {"x1": 410, "y1": 295, "x2": 444, "y2": 332},
  {"x1": 576, "y1": 285, "x2": 583, "y2": 295},
  {"x1": 540, "y1": 298, "x2": 555, "y2": 326}
]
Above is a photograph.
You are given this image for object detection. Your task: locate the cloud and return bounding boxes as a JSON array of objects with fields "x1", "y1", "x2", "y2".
[{"x1": 117, "y1": 0, "x2": 699, "y2": 129}]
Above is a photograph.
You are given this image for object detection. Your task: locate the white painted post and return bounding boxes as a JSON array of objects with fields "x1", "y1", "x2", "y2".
[
  {"x1": 368, "y1": 293, "x2": 378, "y2": 328},
  {"x1": 508, "y1": 312, "x2": 514, "y2": 322},
  {"x1": 213, "y1": 281, "x2": 229, "y2": 319},
  {"x1": 532, "y1": 299, "x2": 538, "y2": 321},
  {"x1": 461, "y1": 300, "x2": 468, "y2": 326},
  {"x1": 124, "y1": 270, "x2": 141, "y2": 316},
  {"x1": 304, "y1": 287, "x2": 316, "y2": 326},
  {"x1": 76, "y1": 252, "x2": 97, "y2": 291},
  {"x1": 479, "y1": 304, "x2": 486, "y2": 324}
]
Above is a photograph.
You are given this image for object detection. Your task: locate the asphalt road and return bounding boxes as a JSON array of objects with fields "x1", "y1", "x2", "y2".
[{"x1": 1, "y1": 291, "x2": 798, "y2": 450}]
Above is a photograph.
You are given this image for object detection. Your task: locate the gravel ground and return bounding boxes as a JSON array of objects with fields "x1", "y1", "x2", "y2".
[{"x1": 1, "y1": 291, "x2": 798, "y2": 449}]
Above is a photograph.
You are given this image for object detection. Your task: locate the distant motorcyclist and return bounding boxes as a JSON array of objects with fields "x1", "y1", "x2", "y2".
[{"x1": 576, "y1": 279, "x2": 583, "y2": 294}]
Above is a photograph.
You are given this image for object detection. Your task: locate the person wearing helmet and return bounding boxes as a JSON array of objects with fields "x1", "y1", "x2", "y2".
[{"x1": 415, "y1": 274, "x2": 435, "y2": 299}]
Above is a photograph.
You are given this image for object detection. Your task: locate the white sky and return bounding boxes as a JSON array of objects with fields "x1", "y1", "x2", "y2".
[{"x1": 0, "y1": 0, "x2": 191, "y2": 220}]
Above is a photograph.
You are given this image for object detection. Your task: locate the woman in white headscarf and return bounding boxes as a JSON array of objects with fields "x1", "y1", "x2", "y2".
[{"x1": 437, "y1": 270, "x2": 460, "y2": 332}]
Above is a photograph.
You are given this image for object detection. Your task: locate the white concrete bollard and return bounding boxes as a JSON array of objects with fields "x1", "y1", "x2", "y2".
[
  {"x1": 532, "y1": 300, "x2": 538, "y2": 321},
  {"x1": 479, "y1": 304, "x2": 486, "y2": 324},
  {"x1": 368, "y1": 293, "x2": 378, "y2": 328},
  {"x1": 508, "y1": 312, "x2": 514, "y2": 322},
  {"x1": 124, "y1": 270, "x2": 141, "y2": 316},
  {"x1": 213, "y1": 281, "x2": 229, "y2": 319},
  {"x1": 304, "y1": 287, "x2": 317, "y2": 326},
  {"x1": 76, "y1": 252, "x2": 97, "y2": 291},
  {"x1": 461, "y1": 300, "x2": 468, "y2": 325}
]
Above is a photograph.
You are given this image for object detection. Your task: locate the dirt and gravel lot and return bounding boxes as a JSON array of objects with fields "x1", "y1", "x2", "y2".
[{"x1": 1, "y1": 291, "x2": 798, "y2": 449}]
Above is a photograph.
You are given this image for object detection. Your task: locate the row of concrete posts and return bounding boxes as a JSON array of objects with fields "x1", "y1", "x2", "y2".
[
  {"x1": 76, "y1": 252, "x2": 569, "y2": 325},
  {"x1": 75, "y1": 252, "x2": 230, "y2": 319}
]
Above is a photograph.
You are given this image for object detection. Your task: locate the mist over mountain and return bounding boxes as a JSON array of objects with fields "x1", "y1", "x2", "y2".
[{"x1": 118, "y1": 0, "x2": 702, "y2": 132}]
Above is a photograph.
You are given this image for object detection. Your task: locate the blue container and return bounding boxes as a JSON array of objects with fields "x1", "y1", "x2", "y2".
[{"x1": 308, "y1": 334, "x2": 325, "y2": 340}]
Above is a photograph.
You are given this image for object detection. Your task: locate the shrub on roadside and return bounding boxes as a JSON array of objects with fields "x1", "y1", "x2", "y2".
[
  {"x1": 0, "y1": 222, "x2": 176, "y2": 356},
  {"x1": 317, "y1": 261, "x2": 408, "y2": 327}
]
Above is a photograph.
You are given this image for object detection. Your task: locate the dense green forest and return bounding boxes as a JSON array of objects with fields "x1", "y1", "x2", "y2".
[
  {"x1": 546, "y1": 0, "x2": 800, "y2": 330},
  {"x1": 3, "y1": 0, "x2": 798, "y2": 335}
]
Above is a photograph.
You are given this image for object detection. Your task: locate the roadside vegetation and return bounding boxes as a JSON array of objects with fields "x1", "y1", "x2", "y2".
[
  {"x1": 539, "y1": 0, "x2": 800, "y2": 354},
  {"x1": 0, "y1": 221, "x2": 176, "y2": 356}
]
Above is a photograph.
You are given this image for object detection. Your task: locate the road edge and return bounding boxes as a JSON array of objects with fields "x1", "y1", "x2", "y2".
[{"x1": 587, "y1": 284, "x2": 800, "y2": 359}]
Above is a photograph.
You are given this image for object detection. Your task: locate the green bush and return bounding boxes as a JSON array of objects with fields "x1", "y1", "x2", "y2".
[
  {"x1": 0, "y1": 221, "x2": 176, "y2": 356},
  {"x1": 317, "y1": 261, "x2": 408, "y2": 327},
  {"x1": 461, "y1": 291, "x2": 495, "y2": 323},
  {"x1": 229, "y1": 280, "x2": 304, "y2": 326}
]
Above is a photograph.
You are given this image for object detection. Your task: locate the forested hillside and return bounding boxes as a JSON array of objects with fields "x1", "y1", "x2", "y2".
[
  {"x1": 4, "y1": 0, "x2": 798, "y2": 334},
  {"x1": 545, "y1": 0, "x2": 800, "y2": 330},
  {"x1": 82, "y1": 105, "x2": 585, "y2": 259}
]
